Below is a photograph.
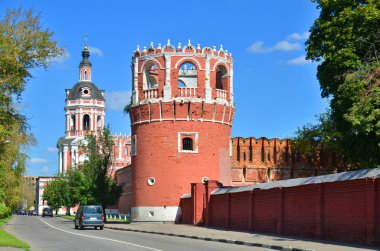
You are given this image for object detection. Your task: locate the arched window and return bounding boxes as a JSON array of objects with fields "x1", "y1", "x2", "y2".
[
  {"x1": 216, "y1": 65, "x2": 228, "y2": 90},
  {"x1": 182, "y1": 137, "x2": 193, "y2": 151},
  {"x1": 97, "y1": 115, "x2": 102, "y2": 131},
  {"x1": 144, "y1": 62, "x2": 158, "y2": 89},
  {"x1": 178, "y1": 62, "x2": 197, "y2": 88},
  {"x1": 70, "y1": 115, "x2": 76, "y2": 131},
  {"x1": 83, "y1": 114, "x2": 90, "y2": 130},
  {"x1": 84, "y1": 71, "x2": 87, "y2": 80}
]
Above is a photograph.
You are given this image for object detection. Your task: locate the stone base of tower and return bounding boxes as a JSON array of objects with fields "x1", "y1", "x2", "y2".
[{"x1": 131, "y1": 206, "x2": 181, "y2": 222}]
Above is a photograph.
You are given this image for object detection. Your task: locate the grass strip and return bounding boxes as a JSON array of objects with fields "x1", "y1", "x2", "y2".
[
  {"x1": 59, "y1": 215, "x2": 75, "y2": 220},
  {"x1": 0, "y1": 216, "x2": 30, "y2": 250}
]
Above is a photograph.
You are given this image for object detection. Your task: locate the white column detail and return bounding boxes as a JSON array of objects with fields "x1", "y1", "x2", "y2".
[
  {"x1": 59, "y1": 150, "x2": 62, "y2": 174},
  {"x1": 118, "y1": 138, "x2": 122, "y2": 159},
  {"x1": 66, "y1": 112, "x2": 70, "y2": 132},
  {"x1": 79, "y1": 108, "x2": 83, "y2": 135},
  {"x1": 71, "y1": 146, "x2": 78, "y2": 168},
  {"x1": 90, "y1": 109, "x2": 94, "y2": 131},
  {"x1": 163, "y1": 54, "x2": 172, "y2": 101},
  {"x1": 102, "y1": 112, "x2": 105, "y2": 131},
  {"x1": 230, "y1": 63, "x2": 234, "y2": 104},
  {"x1": 76, "y1": 111, "x2": 79, "y2": 135},
  {"x1": 132, "y1": 58, "x2": 139, "y2": 105},
  {"x1": 205, "y1": 55, "x2": 212, "y2": 102},
  {"x1": 63, "y1": 146, "x2": 68, "y2": 174}
]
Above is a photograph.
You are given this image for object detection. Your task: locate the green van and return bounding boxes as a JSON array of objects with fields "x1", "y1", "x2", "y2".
[{"x1": 74, "y1": 205, "x2": 104, "y2": 230}]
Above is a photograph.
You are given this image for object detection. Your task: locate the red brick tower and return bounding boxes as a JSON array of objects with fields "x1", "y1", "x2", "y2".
[{"x1": 129, "y1": 40, "x2": 234, "y2": 221}]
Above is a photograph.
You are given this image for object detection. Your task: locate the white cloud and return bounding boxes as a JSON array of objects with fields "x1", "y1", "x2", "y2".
[
  {"x1": 247, "y1": 40, "x2": 301, "y2": 53},
  {"x1": 40, "y1": 166, "x2": 49, "y2": 174},
  {"x1": 46, "y1": 147, "x2": 57, "y2": 153},
  {"x1": 105, "y1": 91, "x2": 132, "y2": 111},
  {"x1": 287, "y1": 31, "x2": 310, "y2": 40},
  {"x1": 274, "y1": 41, "x2": 301, "y2": 51},
  {"x1": 88, "y1": 46, "x2": 103, "y2": 57},
  {"x1": 247, "y1": 41, "x2": 273, "y2": 53},
  {"x1": 30, "y1": 157, "x2": 48, "y2": 164},
  {"x1": 286, "y1": 55, "x2": 311, "y2": 65},
  {"x1": 50, "y1": 49, "x2": 70, "y2": 64}
]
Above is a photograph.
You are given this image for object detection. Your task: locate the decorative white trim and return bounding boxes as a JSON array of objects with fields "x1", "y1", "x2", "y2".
[
  {"x1": 139, "y1": 57, "x2": 164, "y2": 73},
  {"x1": 147, "y1": 177, "x2": 155, "y2": 186},
  {"x1": 211, "y1": 60, "x2": 230, "y2": 74},
  {"x1": 178, "y1": 132, "x2": 198, "y2": 153},
  {"x1": 174, "y1": 56, "x2": 202, "y2": 71},
  {"x1": 137, "y1": 52, "x2": 232, "y2": 64}
]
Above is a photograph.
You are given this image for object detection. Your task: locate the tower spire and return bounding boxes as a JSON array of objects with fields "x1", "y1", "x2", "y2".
[
  {"x1": 79, "y1": 36, "x2": 92, "y2": 81},
  {"x1": 84, "y1": 33, "x2": 88, "y2": 50}
]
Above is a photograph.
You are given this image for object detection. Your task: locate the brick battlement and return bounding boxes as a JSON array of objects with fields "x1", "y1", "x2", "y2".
[
  {"x1": 231, "y1": 137, "x2": 346, "y2": 185},
  {"x1": 132, "y1": 40, "x2": 232, "y2": 62}
]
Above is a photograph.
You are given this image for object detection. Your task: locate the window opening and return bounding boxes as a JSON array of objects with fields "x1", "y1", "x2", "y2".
[
  {"x1": 216, "y1": 65, "x2": 228, "y2": 90},
  {"x1": 178, "y1": 62, "x2": 197, "y2": 88},
  {"x1": 178, "y1": 80, "x2": 186, "y2": 88},
  {"x1": 83, "y1": 114, "x2": 90, "y2": 130},
  {"x1": 125, "y1": 145, "x2": 129, "y2": 156},
  {"x1": 182, "y1": 137, "x2": 193, "y2": 151},
  {"x1": 144, "y1": 63, "x2": 158, "y2": 89},
  {"x1": 70, "y1": 115, "x2": 76, "y2": 131}
]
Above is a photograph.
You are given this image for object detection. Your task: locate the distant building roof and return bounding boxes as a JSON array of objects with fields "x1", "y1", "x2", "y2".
[{"x1": 212, "y1": 168, "x2": 380, "y2": 195}]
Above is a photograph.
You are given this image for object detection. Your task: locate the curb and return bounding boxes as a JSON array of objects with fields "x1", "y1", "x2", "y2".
[{"x1": 104, "y1": 226, "x2": 314, "y2": 251}]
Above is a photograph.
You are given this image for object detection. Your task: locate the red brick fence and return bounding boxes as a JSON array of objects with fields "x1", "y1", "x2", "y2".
[{"x1": 180, "y1": 169, "x2": 380, "y2": 246}]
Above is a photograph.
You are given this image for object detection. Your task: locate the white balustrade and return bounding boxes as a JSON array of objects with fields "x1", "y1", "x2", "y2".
[
  {"x1": 216, "y1": 89, "x2": 228, "y2": 100},
  {"x1": 143, "y1": 89, "x2": 158, "y2": 99},
  {"x1": 179, "y1": 87, "x2": 197, "y2": 97}
]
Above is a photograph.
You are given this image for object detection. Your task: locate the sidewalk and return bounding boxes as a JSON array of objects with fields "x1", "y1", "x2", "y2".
[{"x1": 104, "y1": 222, "x2": 378, "y2": 251}]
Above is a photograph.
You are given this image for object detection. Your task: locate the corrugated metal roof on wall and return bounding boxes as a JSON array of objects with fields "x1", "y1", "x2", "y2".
[{"x1": 212, "y1": 168, "x2": 380, "y2": 195}]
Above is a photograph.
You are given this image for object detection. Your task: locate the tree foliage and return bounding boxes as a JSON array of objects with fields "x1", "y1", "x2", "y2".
[
  {"x1": 0, "y1": 7, "x2": 63, "y2": 215},
  {"x1": 295, "y1": 0, "x2": 380, "y2": 167},
  {"x1": 80, "y1": 127, "x2": 123, "y2": 221},
  {"x1": 43, "y1": 128, "x2": 122, "y2": 218}
]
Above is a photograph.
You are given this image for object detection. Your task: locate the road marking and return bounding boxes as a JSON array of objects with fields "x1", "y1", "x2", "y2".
[{"x1": 39, "y1": 218, "x2": 163, "y2": 251}]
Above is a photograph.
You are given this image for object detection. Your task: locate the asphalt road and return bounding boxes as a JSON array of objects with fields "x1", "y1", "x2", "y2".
[{"x1": 5, "y1": 216, "x2": 269, "y2": 251}]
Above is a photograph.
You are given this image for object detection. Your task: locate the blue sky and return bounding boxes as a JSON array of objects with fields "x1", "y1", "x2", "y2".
[{"x1": 1, "y1": 0, "x2": 327, "y2": 176}]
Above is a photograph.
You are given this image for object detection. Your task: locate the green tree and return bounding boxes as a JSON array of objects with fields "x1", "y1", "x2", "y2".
[
  {"x1": 19, "y1": 178, "x2": 37, "y2": 209},
  {"x1": 0, "y1": 7, "x2": 63, "y2": 213},
  {"x1": 80, "y1": 127, "x2": 123, "y2": 221},
  {"x1": 295, "y1": 0, "x2": 380, "y2": 167},
  {"x1": 43, "y1": 178, "x2": 64, "y2": 215}
]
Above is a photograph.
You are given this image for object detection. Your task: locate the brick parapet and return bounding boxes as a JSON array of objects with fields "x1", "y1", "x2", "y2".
[{"x1": 231, "y1": 137, "x2": 345, "y2": 185}]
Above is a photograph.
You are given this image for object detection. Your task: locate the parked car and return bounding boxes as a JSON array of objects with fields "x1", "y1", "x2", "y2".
[
  {"x1": 74, "y1": 205, "x2": 104, "y2": 230},
  {"x1": 27, "y1": 210, "x2": 38, "y2": 216},
  {"x1": 42, "y1": 207, "x2": 53, "y2": 217},
  {"x1": 17, "y1": 209, "x2": 26, "y2": 215}
]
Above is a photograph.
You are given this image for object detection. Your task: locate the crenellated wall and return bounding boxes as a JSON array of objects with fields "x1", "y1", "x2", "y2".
[{"x1": 231, "y1": 137, "x2": 346, "y2": 186}]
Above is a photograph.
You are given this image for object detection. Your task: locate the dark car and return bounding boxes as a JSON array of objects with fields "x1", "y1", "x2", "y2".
[
  {"x1": 74, "y1": 205, "x2": 104, "y2": 230},
  {"x1": 27, "y1": 210, "x2": 38, "y2": 216},
  {"x1": 17, "y1": 209, "x2": 26, "y2": 215},
  {"x1": 42, "y1": 207, "x2": 53, "y2": 217}
]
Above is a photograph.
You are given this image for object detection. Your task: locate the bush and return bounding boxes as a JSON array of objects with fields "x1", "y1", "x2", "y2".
[{"x1": 0, "y1": 204, "x2": 11, "y2": 219}]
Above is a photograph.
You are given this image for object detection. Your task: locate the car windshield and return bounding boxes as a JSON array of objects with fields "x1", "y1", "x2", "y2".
[
  {"x1": 84, "y1": 207, "x2": 102, "y2": 214},
  {"x1": 44, "y1": 208, "x2": 52, "y2": 212}
]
